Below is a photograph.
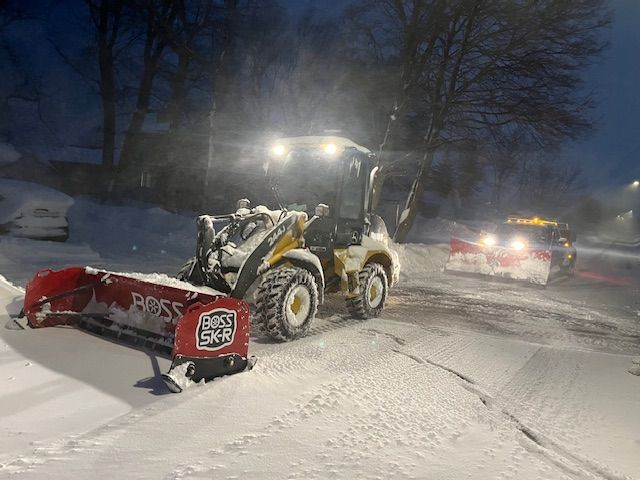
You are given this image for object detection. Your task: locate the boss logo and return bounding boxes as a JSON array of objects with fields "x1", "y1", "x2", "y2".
[
  {"x1": 131, "y1": 292, "x2": 184, "y2": 320},
  {"x1": 196, "y1": 308, "x2": 237, "y2": 351}
]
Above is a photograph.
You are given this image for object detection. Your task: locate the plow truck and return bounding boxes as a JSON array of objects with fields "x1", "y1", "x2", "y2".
[{"x1": 445, "y1": 216, "x2": 576, "y2": 285}]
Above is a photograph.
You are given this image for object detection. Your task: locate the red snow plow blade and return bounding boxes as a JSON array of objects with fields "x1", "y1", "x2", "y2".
[
  {"x1": 21, "y1": 267, "x2": 251, "y2": 392},
  {"x1": 445, "y1": 237, "x2": 552, "y2": 285}
]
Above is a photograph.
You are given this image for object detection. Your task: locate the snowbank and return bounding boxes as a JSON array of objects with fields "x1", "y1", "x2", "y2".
[
  {"x1": 68, "y1": 197, "x2": 196, "y2": 263},
  {"x1": 0, "y1": 197, "x2": 199, "y2": 287},
  {"x1": 392, "y1": 242, "x2": 449, "y2": 282}
]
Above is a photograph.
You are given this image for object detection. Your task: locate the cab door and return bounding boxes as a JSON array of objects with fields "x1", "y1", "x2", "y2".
[
  {"x1": 549, "y1": 227, "x2": 565, "y2": 267},
  {"x1": 334, "y1": 154, "x2": 369, "y2": 247}
]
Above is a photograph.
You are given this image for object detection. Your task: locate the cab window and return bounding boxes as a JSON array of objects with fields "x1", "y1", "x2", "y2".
[{"x1": 338, "y1": 156, "x2": 366, "y2": 220}]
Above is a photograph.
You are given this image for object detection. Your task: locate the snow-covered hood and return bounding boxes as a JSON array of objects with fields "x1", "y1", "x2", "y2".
[{"x1": 0, "y1": 179, "x2": 73, "y2": 224}]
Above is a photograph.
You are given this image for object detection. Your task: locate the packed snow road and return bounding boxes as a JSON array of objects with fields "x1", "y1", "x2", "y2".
[
  {"x1": 1, "y1": 226, "x2": 639, "y2": 478},
  {"x1": 1, "y1": 298, "x2": 639, "y2": 479}
]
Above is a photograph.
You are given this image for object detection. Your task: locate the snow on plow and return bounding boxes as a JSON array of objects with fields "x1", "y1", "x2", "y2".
[
  {"x1": 445, "y1": 236, "x2": 552, "y2": 285},
  {"x1": 20, "y1": 266, "x2": 252, "y2": 392}
]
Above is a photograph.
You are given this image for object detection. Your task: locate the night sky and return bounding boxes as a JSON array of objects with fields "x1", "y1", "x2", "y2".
[
  {"x1": 2, "y1": 0, "x2": 638, "y2": 189},
  {"x1": 566, "y1": 0, "x2": 640, "y2": 187},
  {"x1": 303, "y1": 0, "x2": 640, "y2": 190}
]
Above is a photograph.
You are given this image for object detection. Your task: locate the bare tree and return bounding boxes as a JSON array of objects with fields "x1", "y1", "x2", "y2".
[
  {"x1": 118, "y1": 0, "x2": 179, "y2": 173},
  {"x1": 349, "y1": 0, "x2": 610, "y2": 242},
  {"x1": 347, "y1": 0, "x2": 447, "y2": 208},
  {"x1": 517, "y1": 153, "x2": 583, "y2": 210},
  {"x1": 164, "y1": 0, "x2": 217, "y2": 131},
  {"x1": 86, "y1": 0, "x2": 125, "y2": 171},
  {"x1": 0, "y1": 1, "x2": 30, "y2": 140},
  {"x1": 484, "y1": 127, "x2": 530, "y2": 212},
  {"x1": 0, "y1": 0, "x2": 30, "y2": 31}
]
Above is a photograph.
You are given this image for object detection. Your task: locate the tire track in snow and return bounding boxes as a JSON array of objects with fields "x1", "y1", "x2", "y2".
[
  {"x1": 168, "y1": 323, "x2": 546, "y2": 480},
  {"x1": 390, "y1": 347, "x2": 631, "y2": 480},
  {"x1": 389, "y1": 285, "x2": 640, "y2": 355}
]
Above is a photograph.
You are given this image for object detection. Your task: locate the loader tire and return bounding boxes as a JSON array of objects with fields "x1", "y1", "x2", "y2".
[
  {"x1": 256, "y1": 267, "x2": 318, "y2": 342},
  {"x1": 346, "y1": 263, "x2": 388, "y2": 320}
]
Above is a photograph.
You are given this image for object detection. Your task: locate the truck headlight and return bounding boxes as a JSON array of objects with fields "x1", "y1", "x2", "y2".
[
  {"x1": 480, "y1": 235, "x2": 496, "y2": 246},
  {"x1": 510, "y1": 239, "x2": 526, "y2": 250}
]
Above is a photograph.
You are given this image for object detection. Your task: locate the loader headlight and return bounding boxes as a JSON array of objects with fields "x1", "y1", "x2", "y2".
[
  {"x1": 270, "y1": 144, "x2": 287, "y2": 157},
  {"x1": 480, "y1": 234, "x2": 496, "y2": 246},
  {"x1": 322, "y1": 143, "x2": 340, "y2": 156},
  {"x1": 510, "y1": 238, "x2": 526, "y2": 250}
]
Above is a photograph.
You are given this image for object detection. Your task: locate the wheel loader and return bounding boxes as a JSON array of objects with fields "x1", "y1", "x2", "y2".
[{"x1": 19, "y1": 136, "x2": 399, "y2": 391}]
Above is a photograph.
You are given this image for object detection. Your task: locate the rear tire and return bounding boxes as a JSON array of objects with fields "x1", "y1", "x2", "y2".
[
  {"x1": 256, "y1": 267, "x2": 318, "y2": 341},
  {"x1": 346, "y1": 263, "x2": 388, "y2": 319}
]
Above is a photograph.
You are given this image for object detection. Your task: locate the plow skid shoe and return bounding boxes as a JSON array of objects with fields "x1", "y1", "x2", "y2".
[
  {"x1": 22, "y1": 267, "x2": 251, "y2": 391},
  {"x1": 445, "y1": 237, "x2": 552, "y2": 285}
]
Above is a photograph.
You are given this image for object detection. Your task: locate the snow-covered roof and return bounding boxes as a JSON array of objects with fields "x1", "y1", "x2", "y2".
[{"x1": 275, "y1": 136, "x2": 372, "y2": 154}]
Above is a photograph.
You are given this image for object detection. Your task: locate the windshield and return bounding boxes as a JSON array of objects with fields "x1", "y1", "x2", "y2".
[
  {"x1": 271, "y1": 152, "x2": 339, "y2": 216},
  {"x1": 495, "y1": 224, "x2": 550, "y2": 245}
]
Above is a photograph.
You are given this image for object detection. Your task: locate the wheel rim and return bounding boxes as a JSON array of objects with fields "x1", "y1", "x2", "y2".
[
  {"x1": 285, "y1": 285, "x2": 311, "y2": 327},
  {"x1": 368, "y1": 276, "x2": 384, "y2": 308}
]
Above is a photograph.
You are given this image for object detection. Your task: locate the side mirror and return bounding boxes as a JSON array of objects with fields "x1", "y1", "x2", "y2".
[{"x1": 315, "y1": 203, "x2": 330, "y2": 218}]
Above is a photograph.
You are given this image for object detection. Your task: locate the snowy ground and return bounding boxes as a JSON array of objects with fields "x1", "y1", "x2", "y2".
[{"x1": 1, "y1": 199, "x2": 639, "y2": 479}]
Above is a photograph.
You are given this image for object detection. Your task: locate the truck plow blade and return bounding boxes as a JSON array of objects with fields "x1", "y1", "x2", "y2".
[
  {"x1": 445, "y1": 237, "x2": 552, "y2": 285},
  {"x1": 21, "y1": 267, "x2": 251, "y2": 391}
]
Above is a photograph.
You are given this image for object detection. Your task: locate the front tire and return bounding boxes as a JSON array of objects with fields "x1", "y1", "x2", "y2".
[
  {"x1": 256, "y1": 267, "x2": 318, "y2": 341},
  {"x1": 564, "y1": 256, "x2": 576, "y2": 277},
  {"x1": 346, "y1": 263, "x2": 388, "y2": 319}
]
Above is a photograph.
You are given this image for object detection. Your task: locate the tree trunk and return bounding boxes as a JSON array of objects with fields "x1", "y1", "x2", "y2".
[
  {"x1": 168, "y1": 49, "x2": 190, "y2": 131},
  {"x1": 204, "y1": 0, "x2": 239, "y2": 205},
  {"x1": 117, "y1": 5, "x2": 171, "y2": 190},
  {"x1": 393, "y1": 149, "x2": 435, "y2": 243},
  {"x1": 94, "y1": 0, "x2": 122, "y2": 197},
  {"x1": 118, "y1": 66, "x2": 156, "y2": 171},
  {"x1": 99, "y1": 52, "x2": 115, "y2": 171}
]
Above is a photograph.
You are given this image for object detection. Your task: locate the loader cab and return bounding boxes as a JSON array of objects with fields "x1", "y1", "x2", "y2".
[{"x1": 268, "y1": 136, "x2": 378, "y2": 259}]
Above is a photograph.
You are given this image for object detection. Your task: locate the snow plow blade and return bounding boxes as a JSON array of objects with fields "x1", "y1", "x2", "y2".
[
  {"x1": 21, "y1": 267, "x2": 251, "y2": 392},
  {"x1": 445, "y1": 237, "x2": 552, "y2": 285}
]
